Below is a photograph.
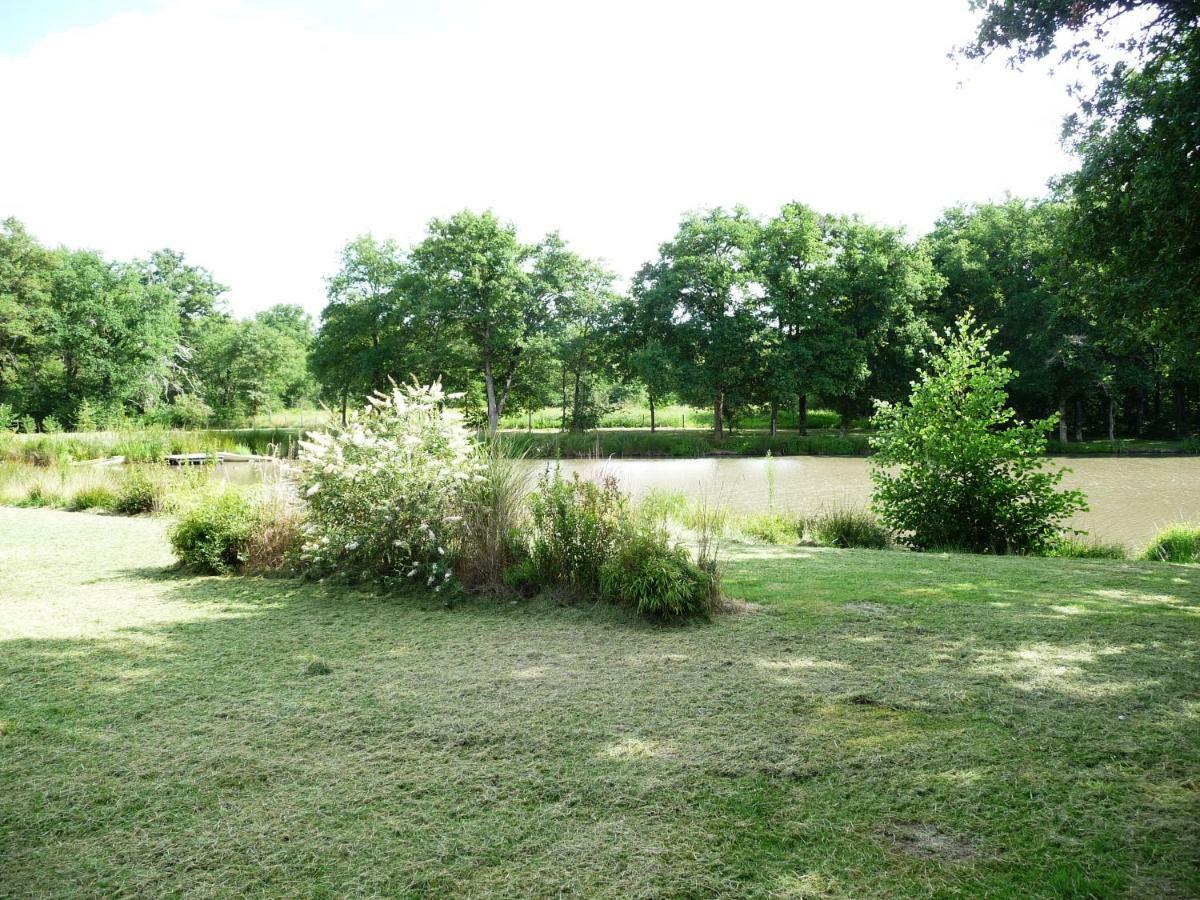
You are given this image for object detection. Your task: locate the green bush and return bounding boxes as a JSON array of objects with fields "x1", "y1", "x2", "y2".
[
  {"x1": 599, "y1": 528, "x2": 715, "y2": 620},
  {"x1": 870, "y1": 314, "x2": 1086, "y2": 554},
  {"x1": 811, "y1": 507, "x2": 891, "y2": 549},
  {"x1": 1140, "y1": 524, "x2": 1200, "y2": 563},
  {"x1": 111, "y1": 469, "x2": 165, "y2": 515},
  {"x1": 0, "y1": 403, "x2": 16, "y2": 432},
  {"x1": 297, "y1": 382, "x2": 478, "y2": 590},
  {"x1": 67, "y1": 485, "x2": 117, "y2": 512},
  {"x1": 169, "y1": 491, "x2": 256, "y2": 574},
  {"x1": 456, "y1": 439, "x2": 531, "y2": 588},
  {"x1": 527, "y1": 467, "x2": 626, "y2": 594},
  {"x1": 19, "y1": 414, "x2": 37, "y2": 435},
  {"x1": 1045, "y1": 538, "x2": 1126, "y2": 559}
]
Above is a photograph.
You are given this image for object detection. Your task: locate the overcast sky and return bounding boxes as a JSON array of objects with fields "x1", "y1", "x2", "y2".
[{"x1": 0, "y1": 0, "x2": 1076, "y2": 317}]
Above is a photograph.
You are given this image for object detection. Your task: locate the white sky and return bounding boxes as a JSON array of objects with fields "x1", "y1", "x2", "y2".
[{"x1": 0, "y1": 0, "x2": 1076, "y2": 318}]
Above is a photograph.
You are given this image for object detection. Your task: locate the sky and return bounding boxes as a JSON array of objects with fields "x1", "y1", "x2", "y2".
[{"x1": 0, "y1": 0, "x2": 1077, "y2": 318}]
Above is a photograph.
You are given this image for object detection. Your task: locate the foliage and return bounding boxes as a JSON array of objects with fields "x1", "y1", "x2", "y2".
[
  {"x1": 111, "y1": 468, "x2": 167, "y2": 515},
  {"x1": 297, "y1": 381, "x2": 479, "y2": 590},
  {"x1": 599, "y1": 526, "x2": 715, "y2": 620},
  {"x1": 811, "y1": 507, "x2": 891, "y2": 549},
  {"x1": 526, "y1": 467, "x2": 626, "y2": 595},
  {"x1": 1140, "y1": 524, "x2": 1200, "y2": 563},
  {"x1": 0, "y1": 403, "x2": 15, "y2": 432},
  {"x1": 41, "y1": 415, "x2": 63, "y2": 434},
  {"x1": 169, "y1": 490, "x2": 257, "y2": 574},
  {"x1": 870, "y1": 314, "x2": 1086, "y2": 554}
]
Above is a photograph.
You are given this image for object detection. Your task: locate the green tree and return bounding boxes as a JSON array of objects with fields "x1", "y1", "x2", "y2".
[
  {"x1": 963, "y1": 0, "x2": 1200, "y2": 436},
  {"x1": 870, "y1": 314, "x2": 1086, "y2": 554},
  {"x1": 632, "y1": 208, "x2": 762, "y2": 438},
  {"x1": 410, "y1": 211, "x2": 557, "y2": 434},
  {"x1": 0, "y1": 219, "x2": 55, "y2": 415},
  {"x1": 821, "y1": 216, "x2": 940, "y2": 427},
  {"x1": 754, "y1": 202, "x2": 851, "y2": 434}
]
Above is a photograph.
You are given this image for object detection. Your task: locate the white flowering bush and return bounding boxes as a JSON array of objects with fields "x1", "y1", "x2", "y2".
[{"x1": 297, "y1": 381, "x2": 480, "y2": 591}]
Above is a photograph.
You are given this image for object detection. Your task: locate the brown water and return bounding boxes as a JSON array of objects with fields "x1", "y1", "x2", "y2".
[{"x1": 543, "y1": 457, "x2": 1200, "y2": 550}]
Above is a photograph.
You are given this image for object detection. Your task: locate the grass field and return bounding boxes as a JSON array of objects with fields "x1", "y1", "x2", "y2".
[{"x1": 1, "y1": 508, "x2": 1198, "y2": 897}]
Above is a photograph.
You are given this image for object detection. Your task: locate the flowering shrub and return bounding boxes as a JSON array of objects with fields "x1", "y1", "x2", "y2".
[{"x1": 297, "y1": 382, "x2": 480, "y2": 591}]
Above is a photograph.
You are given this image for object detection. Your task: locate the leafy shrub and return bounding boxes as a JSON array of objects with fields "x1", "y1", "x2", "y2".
[
  {"x1": 298, "y1": 382, "x2": 479, "y2": 591},
  {"x1": 1140, "y1": 524, "x2": 1200, "y2": 563},
  {"x1": 870, "y1": 314, "x2": 1086, "y2": 554},
  {"x1": 527, "y1": 467, "x2": 626, "y2": 595},
  {"x1": 599, "y1": 527, "x2": 715, "y2": 620},
  {"x1": 1045, "y1": 538, "x2": 1126, "y2": 559},
  {"x1": 41, "y1": 415, "x2": 63, "y2": 434},
  {"x1": 0, "y1": 403, "x2": 16, "y2": 432},
  {"x1": 111, "y1": 469, "x2": 165, "y2": 515},
  {"x1": 500, "y1": 557, "x2": 540, "y2": 596},
  {"x1": 19, "y1": 415, "x2": 37, "y2": 434},
  {"x1": 811, "y1": 507, "x2": 891, "y2": 549},
  {"x1": 67, "y1": 485, "x2": 117, "y2": 512},
  {"x1": 170, "y1": 491, "x2": 256, "y2": 574}
]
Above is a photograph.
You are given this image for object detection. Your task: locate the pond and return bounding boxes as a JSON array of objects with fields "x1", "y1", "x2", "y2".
[{"x1": 543, "y1": 456, "x2": 1200, "y2": 550}]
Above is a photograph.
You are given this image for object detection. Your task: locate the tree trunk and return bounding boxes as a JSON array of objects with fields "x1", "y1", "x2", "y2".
[
  {"x1": 649, "y1": 394, "x2": 656, "y2": 433},
  {"x1": 1073, "y1": 398, "x2": 1083, "y2": 443},
  {"x1": 769, "y1": 400, "x2": 778, "y2": 437},
  {"x1": 340, "y1": 387, "x2": 348, "y2": 426},
  {"x1": 714, "y1": 392, "x2": 725, "y2": 440},
  {"x1": 527, "y1": 409, "x2": 532, "y2": 433},
  {"x1": 483, "y1": 361, "x2": 499, "y2": 435},
  {"x1": 1136, "y1": 388, "x2": 1147, "y2": 437},
  {"x1": 1107, "y1": 394, "x2": 1116, "y2": 442},
  {"x1": 798, "y1": 393, "x2": 808, "y2": 435},
  {"x1": 570, "y1": 372, "x2": 583, "y2": 432},
  {"x1": 1058, "y1": 395, "x2": 1069, "y2": 443},
  {"x1": 560, "y1": 367, "x2": 568, "y2": 431}
]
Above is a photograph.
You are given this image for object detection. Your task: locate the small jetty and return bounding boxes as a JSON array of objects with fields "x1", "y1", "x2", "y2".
[{"x1": 166, "y1": 452, "x2": 270, "y2": 466}]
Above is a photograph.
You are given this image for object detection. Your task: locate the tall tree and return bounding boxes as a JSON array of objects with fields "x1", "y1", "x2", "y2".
[
  {"x1": 410, "y1": 211, "x2": 564, "y2": 434},
  {"x1": 632, "y1": 208, "x2": 762, "y2": 438}
]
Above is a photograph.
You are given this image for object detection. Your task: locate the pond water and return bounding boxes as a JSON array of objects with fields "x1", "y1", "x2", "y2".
[{"x1": 542, "y1": 456, "x2": 1200, "y2": 550}]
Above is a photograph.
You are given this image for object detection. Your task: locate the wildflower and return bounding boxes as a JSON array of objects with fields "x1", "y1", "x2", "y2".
[{"x1": 306, "y1": 483, "x2": 321, "y2": 497}]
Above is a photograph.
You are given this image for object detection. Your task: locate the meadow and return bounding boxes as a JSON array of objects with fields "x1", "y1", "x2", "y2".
[{"x1": 1, "y1": 506, "x2": 1197, "y2": 897}]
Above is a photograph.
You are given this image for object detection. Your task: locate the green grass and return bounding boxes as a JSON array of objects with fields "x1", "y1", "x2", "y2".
[
  {"x1": 1, "y1": 508, "x2": 1197, "y2": 897},
  {"x1": 506, "y1": 428, "x2": 871, "y2": 458},
  {"x1": 500, "y1": 403, "x2": 844, "y2": 431}
]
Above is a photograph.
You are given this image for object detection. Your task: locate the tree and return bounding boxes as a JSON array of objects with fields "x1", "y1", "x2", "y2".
[
  {"x1": 820, "y1": 216, "x2": 941, "y2": 427},
  {"x1": 963, "y1": 0, "x2": 1200, "y2": 435},
  {"x1": 47, "y1": 250, "x2": 179, "y2": 423},
  {"x1": 410, "y1": 212, "x2": 557, "y2": 434},
  {"x1": 925, "y1": 198, "x2": 1099, "y2": 438},
  {"x1": 632, "y1": 208, "x2": 762, "y2": 438},
  {"x1": 0, "y1": 219, "x2": 55, "y2": 414},
  {"x1": 754, "y1": 202, "x2": 850, "y2": 434},
  {"x1": 870, "y1": 314, "x2": 1086, "y2": 554}
]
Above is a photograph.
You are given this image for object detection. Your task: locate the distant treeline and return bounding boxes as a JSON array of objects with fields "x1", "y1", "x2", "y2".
[{"x1": 0, "y1": 226, "x2": 316, "y2": 429}]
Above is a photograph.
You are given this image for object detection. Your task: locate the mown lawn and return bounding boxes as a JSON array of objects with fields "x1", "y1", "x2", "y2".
[{"x1": 1, "y1": 508, "x2": 1197, "y2": 898}]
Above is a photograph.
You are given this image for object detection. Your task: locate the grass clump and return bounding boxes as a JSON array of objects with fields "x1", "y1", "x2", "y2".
[
  {"x1": 1045, "y1": 537, "x2": 1127, "y2": 559},
  {"x1": 734, "y1": 511, "x2": 806, "y2": 545},
  {"x1": 1140, "y1": 524, "x2": 1200, "y2": 563},
  {"x1": 66, "y1": 484, "x2": 117, "y2": 512},
  {"x1": 811, "y1": 507, "x2": 891, "y2": 549}
]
